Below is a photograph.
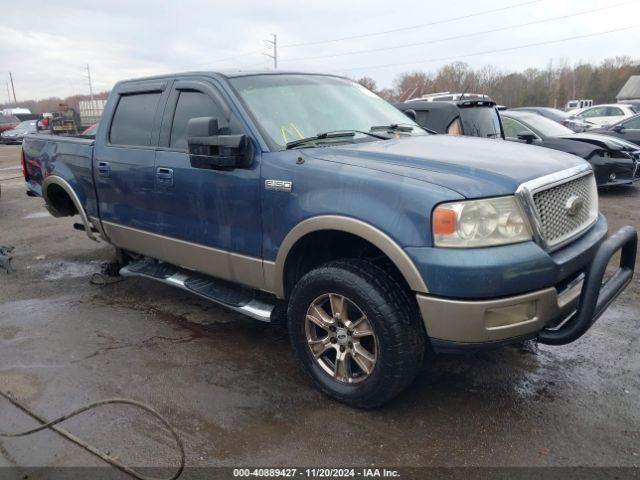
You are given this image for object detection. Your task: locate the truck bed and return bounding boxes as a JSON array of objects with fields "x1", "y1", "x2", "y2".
[{"x1": 22, "y1": 133, "x2": 97, "y2": 218}]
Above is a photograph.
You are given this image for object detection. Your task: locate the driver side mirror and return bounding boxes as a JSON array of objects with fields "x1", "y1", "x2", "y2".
[
  {"x1": 517, "y1": 131, "x2": 537, "y2": 144},
  {"x1": 612, "y1": 124, "x2": 625, "y2": 133},
  {"x1": 187, "y1": 117, "x2": 250, "y2": 169}
]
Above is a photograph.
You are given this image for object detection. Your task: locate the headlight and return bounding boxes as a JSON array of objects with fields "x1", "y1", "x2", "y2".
[{"x1": 432, "y1": 196, "x2": 532, "y2": 247}]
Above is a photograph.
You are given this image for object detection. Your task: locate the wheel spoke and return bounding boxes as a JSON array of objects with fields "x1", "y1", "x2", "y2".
[
  {"x1": 351, "y1": 342, "x2": 375, "y2": 375},
  {"x1": 334, "y1": 349, "x2": 351, "y2": 381},
  {"x1": 329, "y1": 294, "x2": 347, "y2": 321},
  {"x1": 352, "y1": 318, "x2": 374, "y2": 338},
  {"x1": 308, "y1": 336, "x2": 333, "y2": 358},
  {"x1": 344, "y1": 315, "x2": 365, "y2": 331},
  {"x1": 307, "y1": 304, "x2": 334, "y2": 330}
]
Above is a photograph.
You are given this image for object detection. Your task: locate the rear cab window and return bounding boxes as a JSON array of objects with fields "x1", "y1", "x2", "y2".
[
  {"x1": 109, "y1": 92, "x2": 162, "y2": 146},
  {"x1": 458, "y1": 107, "x2": 502, "y2": 138}
]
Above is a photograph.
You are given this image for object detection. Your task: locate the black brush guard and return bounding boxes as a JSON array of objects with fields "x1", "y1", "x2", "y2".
[{"x1": 538, "y1": 225, "x2": 637, "y2": 345}]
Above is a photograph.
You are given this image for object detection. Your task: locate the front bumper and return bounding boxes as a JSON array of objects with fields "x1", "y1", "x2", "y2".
[{"x1": 418, "y1": 226, "x2": 637, "y2": 351}]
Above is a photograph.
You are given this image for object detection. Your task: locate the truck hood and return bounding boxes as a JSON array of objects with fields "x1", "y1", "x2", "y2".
[{"x1": 305, "y1": 135, "x2": 585, "y2": 198}]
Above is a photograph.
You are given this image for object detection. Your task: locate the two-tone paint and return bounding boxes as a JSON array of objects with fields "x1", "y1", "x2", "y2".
[{"x1": 20, "y1": 71, "x2": 635, "y2": 348}]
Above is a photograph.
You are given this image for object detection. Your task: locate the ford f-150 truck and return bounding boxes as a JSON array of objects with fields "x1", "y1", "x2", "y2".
[{"x1": 21, "y1": 72, "x2": 637, "y2": 408}]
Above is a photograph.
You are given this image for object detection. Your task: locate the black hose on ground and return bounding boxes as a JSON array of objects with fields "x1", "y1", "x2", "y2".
[{"x1": 0, "y1": 390, "x2": 185, "y2": 480}]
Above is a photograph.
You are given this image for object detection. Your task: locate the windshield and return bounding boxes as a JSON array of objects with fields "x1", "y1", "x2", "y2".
[
  {"x1": 458, "y1": 107, "x2": 502, "y2": 138},
  {"x1": 0, "y1": 115, "x2": 19, "y2": 125},
  {"x1": 537, "y1": 108, "x2": 569, "y2": 121},
  {"x1": 230, "y1": 74, "x2": 425, "y2": 150},
  {"x1": 516, "y1": 113, "x2": 574, "y2": 137},
  {"x1": 14, "y1": 121, "x2": 37, "y2": 132}
]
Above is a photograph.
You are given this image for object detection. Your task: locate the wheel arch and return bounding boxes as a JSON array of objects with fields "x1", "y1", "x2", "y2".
[
  {"x1": 42, "y1": 175, "x2": 98, "y2": 241},
  {"x1": 266, "y1": 215, "x2": 428, "y2": 298}
]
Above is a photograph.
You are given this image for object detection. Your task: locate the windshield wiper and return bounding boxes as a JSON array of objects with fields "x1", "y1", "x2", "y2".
[
  {"x1": 370, "y1": 123, "x2": 415, "y2": 133},
  {"x1": 285, "y1": 130, "x2": 388, "y2": 149}
]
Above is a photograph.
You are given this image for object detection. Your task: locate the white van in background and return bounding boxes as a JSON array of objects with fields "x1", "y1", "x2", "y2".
[
  {"x1": 565, "y1": 99, "x2": 593, "y2": 111},
  {"x1": 1, "y1": 107, "x2": 32, "y2": 115}
]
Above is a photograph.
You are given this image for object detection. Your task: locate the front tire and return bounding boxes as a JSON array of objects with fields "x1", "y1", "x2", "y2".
[{"x1": 288, "y1": 260, "x2": 425, "y2": 408}]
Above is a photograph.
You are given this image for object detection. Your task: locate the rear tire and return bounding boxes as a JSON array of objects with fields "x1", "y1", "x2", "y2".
[{"x1": 288, "y1": 259, "x2": 425, "y2": 408}]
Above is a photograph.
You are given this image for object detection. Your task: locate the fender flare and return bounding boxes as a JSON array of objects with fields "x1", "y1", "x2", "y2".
[
  {"x1": 42, "y1": 175, "x2": 98, "y2": 242},
  {"x1": 266, "y1": 215, "x2": 429, "y2": 298}
]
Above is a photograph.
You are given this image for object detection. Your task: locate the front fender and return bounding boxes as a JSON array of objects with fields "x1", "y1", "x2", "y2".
[{"x1": 265, "y1": 215, "x2": 429, "y2": 297}]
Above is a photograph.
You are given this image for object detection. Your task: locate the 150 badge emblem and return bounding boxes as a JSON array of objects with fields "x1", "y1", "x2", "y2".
[{"x1": 265, "y1": 180, "x2": 293, "y2": 192}]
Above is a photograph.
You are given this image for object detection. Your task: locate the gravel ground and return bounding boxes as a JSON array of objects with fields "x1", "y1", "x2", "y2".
[{"x1": 0, "y1": 144, "x2": 638, "y2": 475}]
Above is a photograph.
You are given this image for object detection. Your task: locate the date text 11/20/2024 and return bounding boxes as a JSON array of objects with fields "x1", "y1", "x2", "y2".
[{"x1": 233, "y1": 468, "x2": 400, "y2": 477}]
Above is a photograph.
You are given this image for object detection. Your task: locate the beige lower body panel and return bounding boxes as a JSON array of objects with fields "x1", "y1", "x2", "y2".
[
  {"x1": 417, "y1": 281, "x2": 582, "y2": 343},
  {"x1": 101, "y1": 221, "x2": 269, "y2": 292}
]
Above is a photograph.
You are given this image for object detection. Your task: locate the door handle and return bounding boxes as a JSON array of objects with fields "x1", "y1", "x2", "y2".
[
  {"x1": 156, "y1": 167, "x2": 174, "y2": 186},
  {"x1": 97, "y1": 161, "x2": 110, "y2": 176}
]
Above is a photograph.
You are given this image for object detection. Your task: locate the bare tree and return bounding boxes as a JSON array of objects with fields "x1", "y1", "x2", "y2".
[{"x1": 356, "y1": 76, "x2": 378, "y2": 93}]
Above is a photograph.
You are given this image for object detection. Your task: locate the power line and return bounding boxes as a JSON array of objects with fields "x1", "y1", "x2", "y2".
[
  {"x1": 279, "y1": 0, "x2": 541, "y2": 49},
  {"x1": 338, "y1": 25, "x2": 640, "y2": 72},
  {"x1": 181, "y1": 49, "x2": 264, "y2": 70},
  {"x1": 281, "y1": 1, "x2": 634, "y2": 63}
]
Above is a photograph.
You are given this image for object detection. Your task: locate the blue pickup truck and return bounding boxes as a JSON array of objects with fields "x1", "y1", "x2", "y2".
[{"x1": 22, "y1": 72, "x2": 637, "y2": 408}]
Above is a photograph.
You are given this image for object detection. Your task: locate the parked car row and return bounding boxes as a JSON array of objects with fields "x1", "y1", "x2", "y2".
[{"x1": 396, "y1": 95, "x2": 640, "y2": 188}]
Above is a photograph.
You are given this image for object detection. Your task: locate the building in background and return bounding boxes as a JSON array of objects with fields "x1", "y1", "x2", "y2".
[
  {"x1": 616, "y1": 76, "x2": 640, "y2": 106},
  {"x1": 79, "y1": 99, "x2": 106, "y2": 126}
]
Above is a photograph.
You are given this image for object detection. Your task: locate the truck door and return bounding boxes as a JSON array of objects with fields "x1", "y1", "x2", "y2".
[
  {"x1": 153, "y1": 79, "x2": 263, "y2": 289},
  {"x1": 93, "y1": 82, "x2": 169, "y2": 240}
]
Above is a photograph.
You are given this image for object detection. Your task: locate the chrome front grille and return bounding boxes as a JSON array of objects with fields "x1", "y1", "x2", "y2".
[{"x1": 516, "y1": 166, "x2": 598, "y2": 251}]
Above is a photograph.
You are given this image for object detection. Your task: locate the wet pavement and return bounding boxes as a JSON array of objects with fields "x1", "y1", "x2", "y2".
[{"x1": 0, "y1": 144, "x2": 639, "y2": 469}]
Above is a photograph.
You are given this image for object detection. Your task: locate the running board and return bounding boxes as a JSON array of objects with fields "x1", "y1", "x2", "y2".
[{"x1": 119, "y1": 260, "x2": 274, "y2": 322}]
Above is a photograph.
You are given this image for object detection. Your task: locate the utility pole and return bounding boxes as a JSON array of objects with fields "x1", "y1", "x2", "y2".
[
  {"x1": 6, "y1": 82, "x2": 11, "y2": 104},
  {"x1": 264, "y1": 34, "x2": 277, "y2": 69},
  {"x1": 8, "y1": 72, "x2": 16, "y2": 103},
  {"x1": 86, "y1": 64, "x2": 95, "y2": 107}
]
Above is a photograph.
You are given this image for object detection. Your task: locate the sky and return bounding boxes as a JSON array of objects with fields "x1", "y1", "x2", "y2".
[{"x1": 1, "y1": 0, "x2": 639, "y2": 101}]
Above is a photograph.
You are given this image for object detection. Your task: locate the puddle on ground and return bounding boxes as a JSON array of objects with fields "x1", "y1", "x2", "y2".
[
  {"x1": 23, "y1": 211, "x2": 50, "y2": 219},
  {"x1": 0, "y1": 373, "x2": 39, "y2": 400},
  {"x1": 34, "y1": 261, "x2": 102, "y2": 280}
]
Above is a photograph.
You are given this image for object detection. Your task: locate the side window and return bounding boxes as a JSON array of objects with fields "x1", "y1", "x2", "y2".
[
  {"x1": 622, "y1": 117, "x2": 640, "y2": 129},
  {"x1": 110, "y1": 92, "x2": 161, "y2": 146},
  {"x1": 606, "y1": 107, "x2": 624, "y2": 116},
  {"x1": 170, "y1": 90, "x2": 226, "y2": 151},
  {"x1": 502, "y1": 117, "x2": 533, "y2": 139},
  {"x1": 447, "y1": 117, "x2": 462, "y2": 135},
  {"x1": 580, "y1": 107, "x2": 606, "y2": 118}
]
